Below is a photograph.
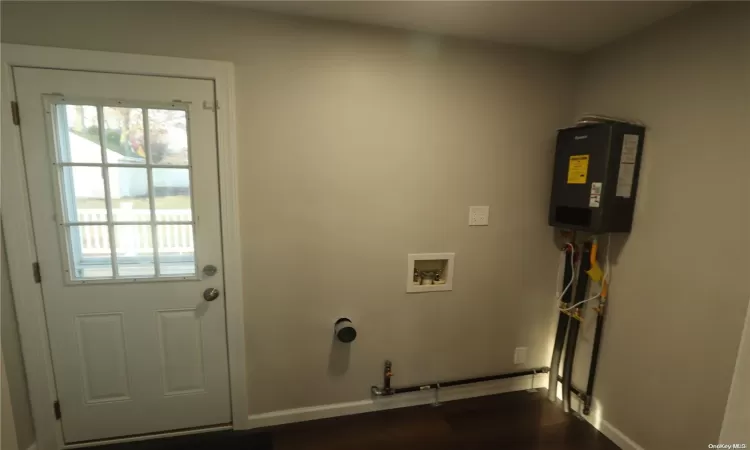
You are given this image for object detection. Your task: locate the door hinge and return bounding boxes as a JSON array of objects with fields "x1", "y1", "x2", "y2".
[
  {"x1": 32, "y1": 262, "x2": 41, "y2": 283},
  {"x1": 53, "y1": 400, "x2": 61, "y2": 420},
  {"x1": 202, "y1": 100, "x2": 218, "y2": 111},
  {"x1": 11, "y1": 101, "x2": 20, "y2": 125}
]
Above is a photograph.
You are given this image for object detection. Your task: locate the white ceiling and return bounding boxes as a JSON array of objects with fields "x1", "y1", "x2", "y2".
[{"x1": 217, "y1": 1, "x2": 692, "y2": 53}]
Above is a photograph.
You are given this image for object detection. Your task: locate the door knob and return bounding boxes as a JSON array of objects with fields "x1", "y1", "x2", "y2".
[{"x1": 203, "y1": 288, "x2": 220, "y2": 302}]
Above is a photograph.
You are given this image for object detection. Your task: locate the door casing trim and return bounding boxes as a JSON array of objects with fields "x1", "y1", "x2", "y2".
[{"x1": 1, "y1": 44, "x2": 249, "y2": 450}]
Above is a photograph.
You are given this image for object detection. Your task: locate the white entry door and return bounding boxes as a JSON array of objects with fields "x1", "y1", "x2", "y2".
[{"x1": 14, "y1": 67, "x2": 231, "y2": 443}]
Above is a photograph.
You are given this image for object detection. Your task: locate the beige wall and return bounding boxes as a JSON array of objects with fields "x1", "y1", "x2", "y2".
[
  {"x1": 1, "y1": 2, "x2": 576, "y2": 415},
  {"x1": 574, "y1": 3, "x2": 750, "y2": 449},
  {"x1": 1, "y1": 230, "x2": 35, "y2": 450}
]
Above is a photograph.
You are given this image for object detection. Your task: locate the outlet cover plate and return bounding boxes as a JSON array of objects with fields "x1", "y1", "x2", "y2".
[
  {"x1": 514, "y1": 347, "x2": 527, "y2": 365},
  {"x1": 469, "y1": 206, "x2": 489, "y2": 226}
]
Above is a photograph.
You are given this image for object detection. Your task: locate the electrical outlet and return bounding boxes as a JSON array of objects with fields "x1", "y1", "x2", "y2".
[
  {"x1": 469, "y1": 206, "x2": 489, "y2": 226},
  {"x1": 514, "y1": 347, "x2": 527, "y2": 365}
]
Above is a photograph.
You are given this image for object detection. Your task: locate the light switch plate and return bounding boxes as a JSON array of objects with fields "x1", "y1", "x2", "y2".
[
  {"x1": 469, "y1": 206, "x2": 490, "y2": 226},
  {"x1": 514, "y1": 347, "x2": 527, "y2": 365}
]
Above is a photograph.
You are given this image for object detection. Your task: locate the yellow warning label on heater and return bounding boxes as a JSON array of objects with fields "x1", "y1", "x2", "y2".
[{"x1": 567, "y1": 155, "x2": 589, "y2": 184}]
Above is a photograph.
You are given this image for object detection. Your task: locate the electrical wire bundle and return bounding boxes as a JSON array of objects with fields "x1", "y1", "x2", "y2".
[{"x1": 556, "y1": 234, "x2": 611, "y2": 312}]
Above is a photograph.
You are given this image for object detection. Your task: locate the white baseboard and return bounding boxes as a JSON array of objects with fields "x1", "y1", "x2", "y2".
[
  {"x1": 597, "y1": 420, "x2": 644, "y2": 450},
  {"x1": 247, "y1": 372, "x2": 547, "y2": 429},
  {"x1": 245, "y1": 372, "x2": 644, "y2": 450},
  {"x1": 62, "y1": 425, "x2": 232, "y2": 449},
  {"x1": 562, "y1": 392, "x2": 644, "y2": 450}
]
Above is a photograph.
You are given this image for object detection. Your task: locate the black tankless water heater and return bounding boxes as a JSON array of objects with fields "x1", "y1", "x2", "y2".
[{"x1": 548, "y1": 121, "x2": 645, "y2": 233}]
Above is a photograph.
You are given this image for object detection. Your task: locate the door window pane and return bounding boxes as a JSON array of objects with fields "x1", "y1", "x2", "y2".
[
  {"x1": 148, "y1": 109, "x2": 189, "y2": 165},
  {"x1": 103, "y1": 107, "x2": 146, "y2": 164},
  {"x1": 68, "y1": 225, "x2": 113, "y2": 279},
  {"x1": 108, "y1": 167, "x2": 151, "y2": 220},
  {"x1": 56, "y1": 105, "x2": 102, "y2": 163},
  {"x1": 115, "y1": 224, "x2": 155, "y2": 277},
  {"x1": 157, "y1": 224, "x2": 195, "y2": 276},
  {"x1": 60, "y1": 166, "x2": 108, "y2": 222},
  {"x1": 51, "y1": 100, "x2": 198, "y2": 282},
  {"x1": 153, "y1": 168, "x2": 192, "y2": 222}
]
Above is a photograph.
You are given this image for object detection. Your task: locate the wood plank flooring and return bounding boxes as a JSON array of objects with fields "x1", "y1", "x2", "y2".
[{"x1": 98, "y1": 389, "x2": 619, "y2": 449}]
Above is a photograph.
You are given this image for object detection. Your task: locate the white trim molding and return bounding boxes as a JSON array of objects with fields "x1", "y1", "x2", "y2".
[
  {"x1": 1, "y1": 44, "x2": 248, "y2": 450},
  {"x1": 598, "y1": 421, "x2": 645, "y2": 450},
  {"x1": 62, "y1": 425, "x2": 231, "y2": 449},
  {"x1": 247, "y1": 374, "x2": 647, "y2": 450},
  {"x1": 554, "y1": 385, "x2": 645, "y2": 450},
  {"x1": 247, "y1": 373, "x2": 544, "y2": 428}
]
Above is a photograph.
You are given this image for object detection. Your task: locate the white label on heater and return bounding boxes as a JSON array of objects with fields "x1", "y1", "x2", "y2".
[
  {"x1": 621, "y1": 134, "x2": 639, "y2": 164},
  {"x1": 616, "y1": 134, "x2": 639, "y2": 198},
  {"x1": 616, "y1": 163, "x2": 635, "y2": 198},
  {"x1": 589, "y1": 195, "x2": 601, "y2": 208},
  {"x1": 590, "y1": 182, "x2": 602, "y2": 196}
]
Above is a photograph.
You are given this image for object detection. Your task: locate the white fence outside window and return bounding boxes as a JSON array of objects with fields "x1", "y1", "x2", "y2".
[{"x1": 77, "y1": 209, "x2": 193, "y2": 255}]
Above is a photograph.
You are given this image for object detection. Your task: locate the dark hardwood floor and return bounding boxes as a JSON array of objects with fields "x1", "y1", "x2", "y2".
[{"x1": 98, "y1": 389, "x2": 619, "y2": 450}]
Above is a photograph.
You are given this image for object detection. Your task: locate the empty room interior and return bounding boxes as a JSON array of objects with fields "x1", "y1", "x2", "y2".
[{"x1": 1, "y1": 1, "x2": 750, "y2": 450}]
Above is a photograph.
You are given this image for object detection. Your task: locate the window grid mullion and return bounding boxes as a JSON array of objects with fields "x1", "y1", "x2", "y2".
[
  {"x1": 144, "y1": 108, "x2": 161, "y2": 277},
  {"x1": 97, "y1": 105, "x2": 118, "y2": 279},
  {"x1": 56, "y1": 162, "x2": 191, "y2": 169},
  {"x1": 61, "y1": 221, "x2": 194, "y2": 226}
]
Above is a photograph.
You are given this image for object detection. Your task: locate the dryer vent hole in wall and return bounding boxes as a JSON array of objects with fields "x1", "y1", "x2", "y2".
[{"x1": 334, "y1": 318, "x2": 357, "y2": 343}]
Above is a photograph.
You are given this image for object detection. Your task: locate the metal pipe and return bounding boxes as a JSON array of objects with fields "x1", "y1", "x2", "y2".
[
  {"x1": 393, "y1": 383, "x2": 438, "y2": 395},
  {"x1": 382, "y1": 360, "x2": 394, "y2": 395},
  {"x1": 371, "y1": 367, "x2": 549, "y2": 397},
  {"x1": 548, "y1": 313, "x2": 570, "y2": 402},
  {"x1": 584, "y1": 306, "x2": 606, "y2": 415},
  {"x1": 548, "y1": 244, "x2": 574, "y2": 402},
  {"x1": 562, "y1": 241, "x2": 591, "y2": 413},
  {"x1": 439, "y1": 369, "x2": 548, "y2": 388},
  {"x1": 557, "y1": 375, "x2": 585, "y2": 401},
  {"x1": 561, "y1": 320, "x2": 580, "y2": 413}
]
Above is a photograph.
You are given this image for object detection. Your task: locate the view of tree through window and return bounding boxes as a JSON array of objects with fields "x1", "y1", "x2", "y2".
[
  {"x1": 67, "y1": 105, "x2": 189, "y2": 165},
  {"x1": 149, "y1": 109, "x2": 189, "y2": 165},
  {"x1": 103, "y1": 107, "x2": 146, "y2": 163}
]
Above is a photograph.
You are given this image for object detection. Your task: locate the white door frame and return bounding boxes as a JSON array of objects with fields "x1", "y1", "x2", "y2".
[{"x1": 1, "y1": 44, "x2": 249, "y2": 450}]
